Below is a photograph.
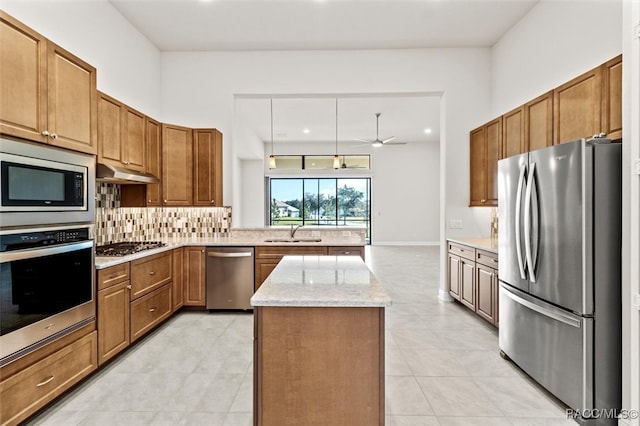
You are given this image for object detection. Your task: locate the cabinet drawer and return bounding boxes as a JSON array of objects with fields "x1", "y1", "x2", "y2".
[
  {"x1": 97, "y1": 262, "x2": 130, "y2": 290},
  {"x1": 327, "y1": 246, "x2": 365, "y2": 259},
  {"x1": 130, "y1": 251, "x2": 172, "y2": 300},
  {"x1": 0, "y1": 331, "x2": 97, "y2": 426},
  {"x1": 476, "y1": 249, "x2": 498, "y2": 268},
  {"x1": 256, "y1": 246, "x2": 327, "y2": 259},
  {"x1": 130, "y1": 283, "x2": 172, "y2": 343},
  {"x1": 447, "y1": 242, "x2": 475, "y2": 261}
]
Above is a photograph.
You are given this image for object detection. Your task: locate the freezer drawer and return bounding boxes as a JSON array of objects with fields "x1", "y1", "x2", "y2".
[{"x1": 499, "y1": 283, "x2": 593, "y2": 412}]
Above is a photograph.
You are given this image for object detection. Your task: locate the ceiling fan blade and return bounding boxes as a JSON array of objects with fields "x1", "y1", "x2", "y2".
[
  {"x1": 382, "y1": 136, "x2": 396, "y2": 143},
  {"x1": 354, "y1": 138, "x2": 373, "y2": 143},
  {"x1": 382, "y1": 141, "x2": 407, "y2": 145}
]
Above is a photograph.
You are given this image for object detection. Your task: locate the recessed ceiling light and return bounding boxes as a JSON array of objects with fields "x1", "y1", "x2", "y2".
[
  {"x1": 424, "y1": 128, "x2": 432, "y2": 134},
  {"x1": 303, "y1": 128, "x2": 310, "y2": 134}
]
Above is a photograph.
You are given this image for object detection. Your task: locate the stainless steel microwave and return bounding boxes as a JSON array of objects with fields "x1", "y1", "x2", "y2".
[{"x1": 0, "y1": 137, "x2": 95, "y2": 228}]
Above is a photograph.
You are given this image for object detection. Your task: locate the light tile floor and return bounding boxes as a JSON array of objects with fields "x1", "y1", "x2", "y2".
[{"x1": 28, "y1": 246, "x2": 574, "y2": 425}]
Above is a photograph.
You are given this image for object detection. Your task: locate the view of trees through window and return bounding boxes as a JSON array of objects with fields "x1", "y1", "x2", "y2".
[{"x1": 269, "y1": 178, "x2": 371, "y2": 240}]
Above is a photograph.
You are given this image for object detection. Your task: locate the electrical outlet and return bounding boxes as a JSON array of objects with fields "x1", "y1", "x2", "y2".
[{"x1": 449, "y1": 219, "x2": 463, "y2": 229}]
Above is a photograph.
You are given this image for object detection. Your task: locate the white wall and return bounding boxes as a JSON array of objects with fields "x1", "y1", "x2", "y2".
[
  {"x1": 160, "y1": 49, "x2": 493, "y2": 245},
  {"x1": 2, "y1": 0, "x2": 162, "y2": 117},
  {"x1": 492, "y1": 0, "x2": 623, "y2": 116}
]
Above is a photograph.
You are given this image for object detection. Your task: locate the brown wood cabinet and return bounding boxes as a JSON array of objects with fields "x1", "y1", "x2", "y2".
[
  {"x1": 602, "y1": 54, "x2": 622, "y2": 141},
  {"x1": 503, "y1": 106, "x2": 525, "y2": 158},
  {"x1": 96, "y1": 252, "x2": 174, "y2": 364},
  {"x1": 524, "y1": 91, "x2": 554, "y2": 152},
  {"x1": 469, "y1": 117, "x2": 501, "y2": 207},
  {"x1": 193, "y1": 129, "x2": 224, "y2": 206},
  {"x1": 475, "y1": 249, "x2": 499, "y2": 325},
  {"x1": 120, "y1": 116, "x2": 163, "y2": 208},
  {"x1": 162, "y1": 123, "x2": 193, "y2": 206},
  {"x1": 0, "y1": 12, "x2": 97, "y2": 154},
  {"x1": 184, "y1": 246, "x2": 206, "y2": 306},
  {"x1": 254, "y1": 306, "x2": 384, "y2": 425},
  {"x1": 172, "y1": 248, "x2": 184, "y2": 311},
  {"x1": 97, "y1": 92, "x2": 146, "y2": 172},
  {"x1": 0, "y1": 330, "x2": 97, "y2": 426},
  {"x1": 130, "y1": 283, "x2": 172, "y2": 343},
  {"x1": 130, "y1": 251, "x2": 172, "y2": 300},
  {"x1": 97, "y1": 263, "x2": 131, "y2": 366},
  {"x1": 97, "y1": 92, "x2": 145, "y2": 171},
  {"x1": 553, "y1": 66, "x2": 602, "y2": 145},
  {"x1": 447, "y1": 241, "x2": 498, "y2": 326}
]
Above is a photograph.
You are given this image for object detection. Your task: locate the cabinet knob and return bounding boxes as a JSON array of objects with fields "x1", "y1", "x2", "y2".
[
  {"x1": 149, "y1": 271, "x2": 155, "y2": 275},
  {"x1": 41, "y1": 130, "x2": 50, "y2": 137},
  {"x1": 481, "y1": 199, "x2": 486, "y2": 203},
  {"x1": 211, "y1": 200, "x2": 215, "y2": 204},
  {"x1": 126, "y1": 285, "x2": 132, "y2": 290},
  {"x1": 149, "y1": 307, "x2": 157, "y2": 313},
  {"x1": 50, "y1": 133, "x2": 58, "y2": 139},
  {"x1": 163, "y1": 200, "x2": 167, "y2": 204},
  {"x1": 148, "y1": 199, "x2": 152, "y2": 203}
]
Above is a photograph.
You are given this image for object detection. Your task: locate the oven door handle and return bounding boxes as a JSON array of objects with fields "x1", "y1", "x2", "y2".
[{"x1": 0, "y1": 241, "x2": 94, "y2": 263}]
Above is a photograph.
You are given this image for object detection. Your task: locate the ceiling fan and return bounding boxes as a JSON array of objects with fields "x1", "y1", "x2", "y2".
[{"x1": 355, "y1": 113, "x2": 406, "y2": 148}]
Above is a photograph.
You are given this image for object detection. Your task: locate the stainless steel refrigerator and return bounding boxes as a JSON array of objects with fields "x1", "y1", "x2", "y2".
[{"x1": 497, "y1": 138, "x2": 621, "y2": 424}]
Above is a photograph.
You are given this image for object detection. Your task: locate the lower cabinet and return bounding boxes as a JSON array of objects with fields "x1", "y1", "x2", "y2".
[
  {"x1": 447, "y1": 241, "x2": 499, "y2": 326},
  {"x1": 96, "y1": 250, "x2": 176, "y2": 365},
  {"x1": 172, "y1": 248, "x2": 184, "y2": 311},
  {"x1": 130, "y1": 283, "x2": 172, "y2": 343},
  {"x1": 184, "y1": 246, "x2": 206, "y2": 306},
  {"x1": 0, "y1": 329, "x2": 97, "y2": 426}
]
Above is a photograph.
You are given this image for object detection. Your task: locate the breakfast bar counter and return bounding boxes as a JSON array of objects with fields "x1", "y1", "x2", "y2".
[{"x1": 251, "y1": 255, "x2": 391, "y2": 426}]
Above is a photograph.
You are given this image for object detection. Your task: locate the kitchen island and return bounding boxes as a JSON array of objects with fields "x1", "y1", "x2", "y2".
[{"x1": 251, "y1": 255, "x2": 391, "y2": 426}]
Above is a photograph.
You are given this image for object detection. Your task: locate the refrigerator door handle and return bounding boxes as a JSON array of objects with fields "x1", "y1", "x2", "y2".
[
  {"x1": 515, "y1": 163, "x2": 527, "y2": 280},
  {"x1": 501, "y1": 284, "x2": 581, "y2": 328},
  {"x1": 524, "y1": 162, "x2": 537, "y2": 283}
]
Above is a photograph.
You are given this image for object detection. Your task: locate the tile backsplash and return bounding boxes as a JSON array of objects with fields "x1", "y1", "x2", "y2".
[{"x1": 95, "y1": 183, "x2": 231, "y2": 245}]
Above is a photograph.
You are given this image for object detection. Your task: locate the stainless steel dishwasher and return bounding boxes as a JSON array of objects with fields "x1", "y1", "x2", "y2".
[{"x1": 206, "y1": 247, "x2": 255, "y2": 310}]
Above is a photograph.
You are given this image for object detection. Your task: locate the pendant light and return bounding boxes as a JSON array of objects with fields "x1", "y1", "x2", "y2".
[
  {"x1": 268, "y1": 98, "x2": 277, "y2": 169},
  {"x1": 333, "y1": 98, "x2": 340, "y2": 169}
]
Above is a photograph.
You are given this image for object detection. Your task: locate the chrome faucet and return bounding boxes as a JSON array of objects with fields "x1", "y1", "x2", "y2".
[{"x1": 290, "y1": 224, "x2": 302, "y2": 239}]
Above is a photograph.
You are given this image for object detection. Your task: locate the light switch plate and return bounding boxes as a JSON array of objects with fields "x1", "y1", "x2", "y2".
[{"x1": 449, "y1": 219, "x2": 463, "y2": 229}]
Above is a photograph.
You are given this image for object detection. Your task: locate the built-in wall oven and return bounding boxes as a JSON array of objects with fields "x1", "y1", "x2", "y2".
[
  {"x1": 0, "y1": 224, "x2": 95, "y2": 365},
  {"x1": 0, "y1": 136, "x2": 96, "y2": 365},
  {"x1": 0, "y1": 136, "x2": 95, "y2": 228}
]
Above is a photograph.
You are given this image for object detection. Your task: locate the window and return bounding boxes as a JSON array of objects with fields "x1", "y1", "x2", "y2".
[
  {"x1": 269, "y1": 155, "x2": 370, "y2": 170},
  {"x1": 269, "y1": 178, "x2": 371, "y2": 243}
]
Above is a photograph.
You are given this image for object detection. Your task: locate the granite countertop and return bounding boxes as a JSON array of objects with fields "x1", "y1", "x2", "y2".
[
  {"x1": 95, "y1": 228, "x2": 366, "y2": 269},
  {"x1": 447, "y1": 237, "x2": 498, "y2": 253},
  {"x1": 250, "y1": 255, "x2": 392, "y2": 308}
]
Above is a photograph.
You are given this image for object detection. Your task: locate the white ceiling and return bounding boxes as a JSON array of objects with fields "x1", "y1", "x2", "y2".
[{"x1": 109, "y1": 0, "x2": 539, "y2": 147}]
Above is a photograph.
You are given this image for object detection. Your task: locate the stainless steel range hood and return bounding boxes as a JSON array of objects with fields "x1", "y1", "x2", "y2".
[{"x1": 96, "y1": 163, "x2": 160, "y2": 184}]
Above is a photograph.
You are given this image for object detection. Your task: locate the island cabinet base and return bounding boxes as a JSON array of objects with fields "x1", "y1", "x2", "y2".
[{"x1": 253, "y1": 306, "x2": 385, "y2": 426}]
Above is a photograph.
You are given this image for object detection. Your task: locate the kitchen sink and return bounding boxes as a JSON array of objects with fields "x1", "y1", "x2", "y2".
[{"x1": 264, "y1": 238, "x2": 322, "y2": 243}]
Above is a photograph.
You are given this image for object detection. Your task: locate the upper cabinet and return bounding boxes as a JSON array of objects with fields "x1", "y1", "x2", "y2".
[
  {"x1": 601, "y1": 55, "x2": 622, "y2": 141},
  {"x1": 145, "y1": 118, "x2": 163, "y2": 206},
  {"x1": 470, "y1": 55, "x2": 622, "y2": 207},
  {"x1": 162, "y1": 124, "x2": 194, "y2": 206},
  {"x1": 469, "y1": 117, "x2": 501, "y2": 207},
  {"x1": 98, "y1": 92, "x2": 146, "y2": 171},
  {"x1": 193, "y1": 129, "x2": 224, "y2": 207},
  {"x1": 0, "y1": 12, "x2": 97, "y2": 155},
  {"x1": 524, "y1": 91, "x2": 554, "y2": 152},
  {"x1": 553, "y1": 66, "x2": 602, "y2": 144},
  {"x1": 502, "y1": 106, "x2": 524, "y2": 158}
]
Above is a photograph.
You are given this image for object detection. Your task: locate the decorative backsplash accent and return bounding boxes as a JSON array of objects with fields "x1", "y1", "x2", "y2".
[{"x1": 95, "y1": 183, "x2": 231, "y2": 245}]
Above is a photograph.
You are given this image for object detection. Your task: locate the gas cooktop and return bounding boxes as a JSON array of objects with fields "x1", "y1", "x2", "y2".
[{"x1": 95, "y1": 241, "x2": 166, "y2": 257}]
